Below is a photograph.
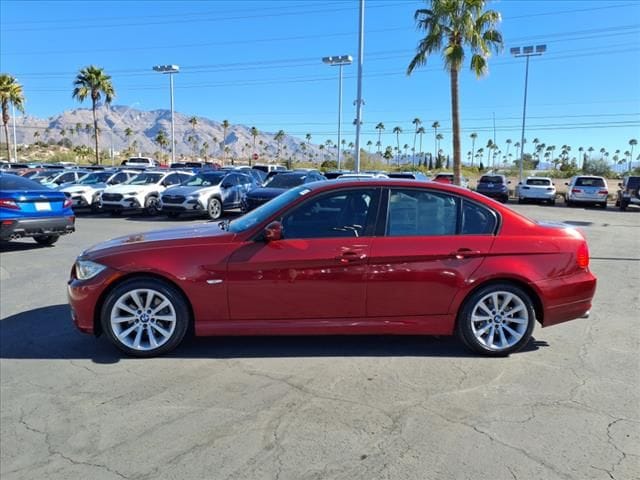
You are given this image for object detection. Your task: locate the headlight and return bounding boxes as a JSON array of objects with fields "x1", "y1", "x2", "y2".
[
  {"x1": 75, "y1": 260, "x2": 107, "y2": 280},
  {"x1": 75, "y1": 190, "x2": 86, "y2": 195},
  {"x1": 187, "y1": 194, "x2": 200, "y2": 200},
  {"x1": 125, "y1": 192, "x2": 138, "y2": 196}
]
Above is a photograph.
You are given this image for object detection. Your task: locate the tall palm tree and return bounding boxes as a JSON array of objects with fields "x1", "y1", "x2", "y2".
[
  {"x1": 366, "y1": 140, "x2": 373, "y2": 153},
  {"x1": 274, "y1": 130, "x2": 285, "y2": 159},
  {"x1": 250, "y1": 126, "x2": 258, "y2": 165},
  {"x1": 430, "y1": 121, "x2": 440, "y2": 162},
  {"x1": 0, "y1": 75, "x2": 26, "y2": 162},
  {"x1": 470, "y1": 132, "x2": 477, "y2": 167},
  {"x1": 411, "y1": 117, "x2": 422, "y2": 166},
  {"x1": 599, "y1": 147, "x2": 606, "y2": 163},
  {"x1": 305, "y1": 133, "x2": 312, "y2": 147},
  {"x1": 436, "y1": 133, "x2": 444, "y2": 163},
  {"x1": 587, "y1": 146, "x2": 594, "y2": 160},
  {"x1": 124, "y1": 127, "x2": 133, "y2": 150},
  {"x1": 221, "y1": 119, "x2": 230, "y2": 163},
  {"x1": 417, "y1": 126, "x2": 426, "y2": 164},
  {"x1": 188, "y1": 116, "x2": 198, "y2": 159},
  {"x1": 201, "y1": 141, "x2": 209, "y2": 160},
  {"x1": 408, "y1": 1, "x2": 502, "y2": 185},
  {"x1": 392, "y1": 126, "x2": 402, "y2": 165},
  {"x1": 155, "y1": 130, "x2": 168, "y2": 159},
  {"x1": 375, "y1": 122, "x2": 385, "y2": 153},
  {"x1": 629, "y1": 138, "x2": 637, "y2": 173},
  {"x1": 72, "y1": 66, "x2": 115, "y2": 165},
  {"x1": 505, "y1": 138, "x2": 512, "y2": 160}
]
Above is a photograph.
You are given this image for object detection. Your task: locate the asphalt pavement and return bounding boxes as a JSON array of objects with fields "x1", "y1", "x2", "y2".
[{"x1": 1, "y1": 205, "x2": 639, "y2": 480}]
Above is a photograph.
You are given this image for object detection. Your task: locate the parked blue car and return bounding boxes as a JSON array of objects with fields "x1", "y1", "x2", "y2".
[
  {"x1": 0, "y1": 173, "x2": 75, "y2": 245},
  {"x1": 476, "y1": 174, "x2": 510, "y2": 203}
]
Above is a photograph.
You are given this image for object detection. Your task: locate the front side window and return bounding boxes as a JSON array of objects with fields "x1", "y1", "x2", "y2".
[
  {"x1": 282, "y1": 189, "x2": 378, "y2": 239},
  {"x1": 386, "y1": 189, "x2": 458, "y2": 236},
  {"x1": 127, "y1": 173, "x2": 163, "y2": 185}
]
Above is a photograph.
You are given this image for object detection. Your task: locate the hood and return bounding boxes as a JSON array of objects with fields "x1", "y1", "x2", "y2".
[
  {"x1": 161, "y1": 185, "x2": 219, "y2": 197},
  {"x1": 246, "y1": 187, "x2": 287, "y2": 199},
  {"x1": 83, "y1": 222, "x2": 235, "y2": 259},
  {"x1": 62, "y1": 183, "x2": 107, "y2": 193},
  {"x1": 103, "y1": 183, "x2": 158, "y2": 194}
]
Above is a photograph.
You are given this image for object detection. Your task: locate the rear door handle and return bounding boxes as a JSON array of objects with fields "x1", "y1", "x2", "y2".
[{"x1": 451, "y1": 248, "x2": 482, "y2": 259}]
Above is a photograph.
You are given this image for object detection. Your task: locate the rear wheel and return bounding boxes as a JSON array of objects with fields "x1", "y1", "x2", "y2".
[
  {"x1": 90, "y1": 194, "x2": 102, "y2": 213},
  {"x1": 549, "y1": 198, "x2": 556, "y2": 206},
  {"x1": 456, "y1": 283, "x2": 535, "y2": 356},
  {"x1": 167, "y1": 212, "x2": 180, "y2": 219},
  {"x1": 34, "y1": 235, "x2": 59, "y2": 246},
  {"x1": 207, "y1": 197, "x2": 223, "y2": 220},
  {"x1": 101, "y1": 278, "x2": 189, "y2": 357}
]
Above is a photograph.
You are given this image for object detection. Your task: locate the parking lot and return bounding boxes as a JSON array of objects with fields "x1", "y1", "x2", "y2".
[{"x1": 1, "y1": 204, "x2": 639, "y2": 480}]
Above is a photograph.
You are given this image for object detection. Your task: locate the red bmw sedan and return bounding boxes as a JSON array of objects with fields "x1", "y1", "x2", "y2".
[{"x1": 68, "y1": 179, "x2": 596, "y2": 357}]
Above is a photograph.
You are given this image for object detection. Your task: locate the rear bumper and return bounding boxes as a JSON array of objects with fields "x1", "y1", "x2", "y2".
[
  {"x1": 1, "y1": 216, "x2": 75, "y2": 240},
  {"x1": 477, "y1": 190, "x2": 508, "y2": 199},
  {"x1": 533, "y1": 270, "x2": 597, "y2": 327}
]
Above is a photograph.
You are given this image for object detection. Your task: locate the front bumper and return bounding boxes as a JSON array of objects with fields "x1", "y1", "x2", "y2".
[
  {"x1": 160, "y1": 198, "x2": 205, "y2": 213},
  {"x1": 100, "y1": 197, "x2": 142, "y2": 210},
  {"x1": 1, "y1": 216, "x2": 75, "y2": 240}
]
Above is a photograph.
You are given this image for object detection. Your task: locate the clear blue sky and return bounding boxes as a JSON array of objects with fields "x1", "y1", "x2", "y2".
[{"x1": 1, "y1": 0, "x2": 639, "y2": 160}]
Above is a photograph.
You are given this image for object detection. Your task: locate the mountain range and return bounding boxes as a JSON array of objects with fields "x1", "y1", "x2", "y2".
[{"x1": 12, "y1": 106, "x2": 330, "y2": 162}]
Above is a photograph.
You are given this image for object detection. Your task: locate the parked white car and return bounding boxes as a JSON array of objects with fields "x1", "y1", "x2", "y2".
[
  {"x1": 160, "y1": 170, "x2": 255, "y2": 219},
  {"x1": 60, "y1": 170, "x2": 139, "y2": 211},
  {"x1": 39, "y1": 170, "x2": 88, "y2": 189},
  {"x1": 517, "y1": 177, "x2": 557, "y2": 205},
  {"x1": 121, "y1": 157, "x2": 158, "y2": 168},
  {"x1": 565, "y1": 175, "x2": 608, "y2": 208},
  {"x1": 100, "y1": 170, "x2": 194, "y2": 215}
]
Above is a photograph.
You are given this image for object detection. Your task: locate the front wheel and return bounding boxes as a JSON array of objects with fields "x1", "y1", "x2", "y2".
[
  {"x1": 456, "y1": 283, "x2": 535, "y2": 356},
  {"x1": 100, "y1": 278, "x2": 189, "y2": 357},
  {"x1": 34, "y1": 235, "x2": 59, "y2": 246},
  {"x1": 207, "y1": 197, "x2": 223, "y2": 220},
  {"x1": 145, "y1": 196, "x2": 160, "y2": 216}
]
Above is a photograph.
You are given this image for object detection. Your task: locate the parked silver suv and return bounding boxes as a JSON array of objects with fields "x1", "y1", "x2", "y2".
[{"x1": 565, "y1": 176, "x2": 608, "y2": 208}]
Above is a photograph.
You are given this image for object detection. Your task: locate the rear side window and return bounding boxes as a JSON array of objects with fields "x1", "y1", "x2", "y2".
[
  {"x1": 461, "y1": 200, "x2": 498, "y2": 235},
  {"x1": 0, "y1": 174, "x2": 49, "y2": 191},
  {"x1": 575, "y1": 177, "x2": 605, "y2": 187},
  {"x1": 625, "y1": 177, "x2": 640, "y2": 188},
  {"x1": 387, "y1": 189, "x2": 457, "y2": 236},
  {"x1": 526, "y1": 178, "x2": 551, "y2": 186}
]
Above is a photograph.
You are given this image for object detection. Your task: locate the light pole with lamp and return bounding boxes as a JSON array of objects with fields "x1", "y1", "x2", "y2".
[
  {"x1": 152, "y1": 64, "x2": 179, "y2": 165},
  {"x1": 511, "y1": 45, "x2": 546, "y2": 183},
  {"x1": 322, "y1": 55, "x2": 352, "y2": 171}
]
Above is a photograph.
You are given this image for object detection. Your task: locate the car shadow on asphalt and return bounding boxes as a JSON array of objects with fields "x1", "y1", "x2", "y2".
[
  {"x1": 0, "y1": 304, "x2": 548, "y2": 363},
  {"x1": 0, "y1": 241, "x2": 52, "y2": 252}
]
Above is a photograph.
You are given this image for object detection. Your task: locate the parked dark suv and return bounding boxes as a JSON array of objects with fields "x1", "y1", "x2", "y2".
[
  {"x1": 616, "y1": 176, "x2": 640, "y2": 211},
  {"x1": 476, "y1": 174, "x2": 510, "y2": 203}
]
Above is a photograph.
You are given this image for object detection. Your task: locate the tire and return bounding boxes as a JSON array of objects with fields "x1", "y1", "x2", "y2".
[
  {"x1": 501, "y1": 195, "x2": 509, "y2": 204},
  {"x1": 110, "y1": 209, "x2": 122, "y2": 216},
  {"x1": 456, "y1": 283, "x2": 536, "y2": 356},
  {"x1": 90, "y1": 194, "x2": 102, "y2": 213},
  {"x1": 100, "y1": 278, "x2": 190, "y2": 357},
  {"x1": 566, "y1": 199, "x2": 573, "y2": 207},
  {"x1": 599, "y1": 202, "x2": 607, "y2": 209},
  {"x1": 518, "y1": 198, "x2": 524, "y2": 204},
  {"x1": 145, "y1": 196, "x2": 160, "y2": 216},
  {"x1": 549, "y1": 198, "x2": 556, "y2": 206},
  {"x1": 207, "y1": 197, "x2": 223, "y2": 220},
  {"x1": 620, "y1": 201, "x2": 627, "y2": 212},
  {"x1": 34, "y1": 235, "x2": 59, "y2": 246}
]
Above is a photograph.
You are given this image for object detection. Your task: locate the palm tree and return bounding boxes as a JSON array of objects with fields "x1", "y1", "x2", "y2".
[
  {"x1": 188, "y1": 116, "x2": 198, "y2": 159},
  {"x1": 470, "y1": 132, "x2": 477, "y2": 167},
  {"x1": 305, "y1": 133, "x2": 312, "y2": 147},
  {"x1": 430, "y1": 121, "x2": 440, "y2": 162},
  {"x1": 436, "y1": 133, "x2": 444, "y2": 164},
  {"x1": 411, "y1": 117, "x2": 422, "y2": 166},
  {"x1": 201, "y1": 141, "x2": 209, "y2": 160},
  {"x1": 403, "y1": 143, "x2": 410, "y2": 160},
  {"x1": 0, "y1": 75, "x2": 25, "y2": 161},
  {"x1": 578, "y1": 146, "x2": 585, "y2": 171},
  {"x1": 72, "y1": 66, "x2": 115, "y2": 164},
  {"x1": 587, "y1": 146, "x2": 594, "y2": 161},
  {"x1": 124, "y1": 127, "x2": 133, "y2": 151},
  {"x1": 416, "y1": 126, "x2": 426, "y2": 164},
  {"x1": 155, "y1": 130, "x2": 168, "y2": 159},
  {"x1": 250, "y1": 126, "x2": 258, "y2": 165},
  {"x1": 392, "y1": 126, "x2": 402, "y2": 165},
  {"x1": 221, "y1": 119, "x2": 230, "y2": 163},
  {"x1": 274, "y1": 130, "x2": 285, "y2": 159},
  {"x1": 599, "y1": 147, "x2": 606, "y2": 163},
  {"x1": 629, "y1": 139, "x2": 637, "y2": 173},
  {"x1": 366, "y1": 140, "x2": 373, "y2": 153},
  {"x1": 375, "y1": 122, "x2": 385, "y2": 153},
  {"x1": 505, "y1": 138, "x2": 512, "y2": 160},
  {"x1": 408, "y1": 1, "x2": 502, "y2": 185}
]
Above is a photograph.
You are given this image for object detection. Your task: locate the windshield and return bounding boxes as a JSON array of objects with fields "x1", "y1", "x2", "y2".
[
  {"x1": 526, "y1": 178, "x2": 551, "y2": 186},
  {"x1": 264, "y1": 174, "x2": 306, "y2": 189},
  {"x1": 126, "y1": 173, "x2": 163, "y2": 185},
  {"x1": 78, "y1": 172, "x2": 112, "y2": 185},
  {"x1": 182, "y1": 173, "x2": 225, "y2": 187},
  {"x1": 575, "y1": 177, "x2": 605, "y2": 187},
  {"x1": 228, "y1": 185, "x2": 311, "y2": 233}
]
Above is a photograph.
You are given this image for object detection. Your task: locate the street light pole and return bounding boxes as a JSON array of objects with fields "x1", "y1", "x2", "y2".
[
  {"x1": 11, "y1": 104, "x2": 18, "y2": 162},
  {"x1": 152, "y1": 64, "x2": 180, "y2": 166},
  {"x1": 353, "y1": 0, "x2": 365, "y2": 173},
  {"x1": 511, "y1": 45, "x2": 546, "y2": 183},
  {"x1": 322, "y1": 55, "x2": 352, "y2": 171}
]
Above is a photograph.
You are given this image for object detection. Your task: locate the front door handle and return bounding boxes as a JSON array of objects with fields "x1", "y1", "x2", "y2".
[
  {"x1": 336, "y1": 250, "x2": 367, "y2": 263},
  {"x1": 451, "y1": 248, "x2": 482, "y2": 259}
]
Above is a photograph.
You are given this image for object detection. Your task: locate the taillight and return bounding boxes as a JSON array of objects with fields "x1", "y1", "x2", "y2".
[
  {"x1": 571, "y1": 189, "x2": 582, "y2": 193},
  {"x1": 598, "y1": 190, "x2": 608, "y2": 195},
  {"x1": 63, "y1": 198, "x2": 73, "y2": 209},
  {"x1": 0, "y1": 199, "x2": 20, "y2": 210},
  {"x1": 577, "y1": 242, "x2": 590, "y2": 269}
]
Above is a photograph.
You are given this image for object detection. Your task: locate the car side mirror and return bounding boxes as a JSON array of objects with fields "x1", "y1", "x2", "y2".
[{"x1": 264, "y1": 221, "x2": 283, "y2": 242}]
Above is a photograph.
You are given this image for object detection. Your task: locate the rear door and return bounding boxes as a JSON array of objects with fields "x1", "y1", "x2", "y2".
[{"x1": 367, "y1": 188, "x2": 496, "y2": 317}]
